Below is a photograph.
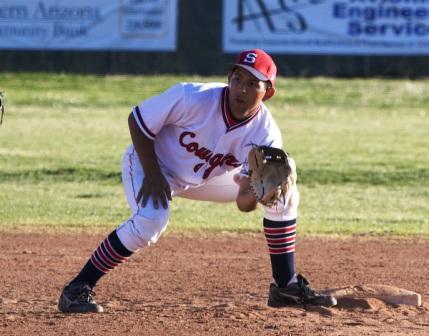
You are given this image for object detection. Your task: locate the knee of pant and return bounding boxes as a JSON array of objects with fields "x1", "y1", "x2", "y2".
[
  {"x1": 132, "y1": 213, "x2": 169, "y2": 246},
  {"x1": 264, "y1": 188, "x2": 299, "y2": 221}
]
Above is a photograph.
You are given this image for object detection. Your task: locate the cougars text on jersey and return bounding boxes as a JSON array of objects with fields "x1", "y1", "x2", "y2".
[{"x1": 179, "y1": 131, "x2": 241, "y2": 179}]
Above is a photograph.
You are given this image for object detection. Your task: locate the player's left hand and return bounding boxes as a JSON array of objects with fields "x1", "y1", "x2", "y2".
[{"x1": 247, "y1": 145, "x2": 293, "y2": 207}]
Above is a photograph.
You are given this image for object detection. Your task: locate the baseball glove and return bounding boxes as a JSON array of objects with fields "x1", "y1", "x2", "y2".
[
  {"x1": 247, "y1": 145, "x2": 293, "y2": 207},
  {"x1": 0, "y1": 91, "x2": 4, "y2": 126}
]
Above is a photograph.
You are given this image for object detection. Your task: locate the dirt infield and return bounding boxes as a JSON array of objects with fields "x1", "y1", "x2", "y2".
[{"x1": 0, "y1": 232, "x2": 428, "y2": 336}]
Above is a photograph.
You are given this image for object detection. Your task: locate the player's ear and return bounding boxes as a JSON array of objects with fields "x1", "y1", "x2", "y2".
[
  {"x1": 263, "y1": 86, "x2": 275, "y2": 101},
  {"x1": 227, "y1": 71, "x2": 234, "y2": 84}
]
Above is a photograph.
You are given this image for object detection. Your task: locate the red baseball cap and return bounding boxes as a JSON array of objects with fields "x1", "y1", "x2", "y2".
[{"x1": 233, "y1": 49, "x2": 277, "y2": 87}]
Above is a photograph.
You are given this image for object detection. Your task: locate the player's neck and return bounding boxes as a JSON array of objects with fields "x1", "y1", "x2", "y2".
[
  {"x1": 230, "y1": 106, "x2": 259, "y2": 121},
  {"x1": 225, "y1": 89, "x2": 260, "y2": 122}
]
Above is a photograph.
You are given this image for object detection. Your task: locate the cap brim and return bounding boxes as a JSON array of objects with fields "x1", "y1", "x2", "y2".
[{"x1": 233, "y1": 64, "x2": 269, "y2": 81}]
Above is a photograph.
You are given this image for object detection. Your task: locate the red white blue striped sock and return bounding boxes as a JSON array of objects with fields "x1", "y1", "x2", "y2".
[
  {"x1": 263, "y1": 218, "x2": 297, "y2": 288},
  {"x1": 70, "y1": 230, "x2": 133, "y2": 288}
]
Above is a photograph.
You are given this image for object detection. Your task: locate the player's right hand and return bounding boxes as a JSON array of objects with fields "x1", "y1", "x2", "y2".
[
  {"x1": 234, "y1": 174, "x2": 258, "y2": 212},
  {"x1": 137, "y1": 171, "x2": 172, "y2": 209}
]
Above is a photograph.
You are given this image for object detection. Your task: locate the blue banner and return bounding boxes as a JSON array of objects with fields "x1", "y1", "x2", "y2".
[
  {"x1": 223, "y1": 0, "x2": 429, "y2": 55},
  {"x1": 0, "y1": 0, "x2": 178, "y2": 51}
]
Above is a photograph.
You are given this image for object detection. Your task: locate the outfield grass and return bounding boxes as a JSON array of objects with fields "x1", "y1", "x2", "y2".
[{"x1": 0, "y1": 73, "x2": 428, "y2": 235}]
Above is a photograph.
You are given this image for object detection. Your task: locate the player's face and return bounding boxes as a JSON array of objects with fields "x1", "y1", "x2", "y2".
[{"x1": 228, "y1": 68, "x2": 273, "y2": 120}]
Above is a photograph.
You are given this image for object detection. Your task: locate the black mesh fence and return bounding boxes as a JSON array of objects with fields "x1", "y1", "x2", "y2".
[{"x1": 0, "y1": 0, "x2": 428, "y2": 78}]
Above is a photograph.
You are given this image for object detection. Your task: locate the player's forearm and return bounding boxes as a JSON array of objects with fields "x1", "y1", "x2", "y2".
[
  {"x1": 235, "y1": 176, "x2": 258, "y2": 212},
  {"x1": 128, "y1": 113, "x2": 162, "y2": 176}
]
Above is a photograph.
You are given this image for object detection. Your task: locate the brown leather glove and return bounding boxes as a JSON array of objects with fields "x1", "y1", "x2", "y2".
[{"x1": 247, "y1": 145, "x2": 293, "y2": 207}]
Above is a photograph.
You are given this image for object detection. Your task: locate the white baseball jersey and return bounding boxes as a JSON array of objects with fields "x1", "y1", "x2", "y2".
[{"x1": 132, "y1": 82, "x2": 282, "y2": 189}]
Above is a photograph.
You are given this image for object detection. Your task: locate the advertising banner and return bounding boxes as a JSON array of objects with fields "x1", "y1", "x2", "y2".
[
  {"x1": 0, "y1": 0, "x2": 177, "y2": 51},
  {"x1": 223, "y1": 0, "x2": 429, "y2": 55}
]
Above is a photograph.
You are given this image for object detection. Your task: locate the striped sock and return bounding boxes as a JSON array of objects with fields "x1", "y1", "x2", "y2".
[
  {"x1": 70, "y1": 230, "x2": 133, "y2": 288},
  {"x1": 263, "y1": 218, "x2": 297, "y2": 288}
]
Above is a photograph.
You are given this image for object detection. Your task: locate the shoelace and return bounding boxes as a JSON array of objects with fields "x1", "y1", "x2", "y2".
[
  {"x1": 297, "y1": 276, "x2": 316, "y2": 304},
  {"x1": 76, "y1": 287, "x2": 96, "y2": 303}
]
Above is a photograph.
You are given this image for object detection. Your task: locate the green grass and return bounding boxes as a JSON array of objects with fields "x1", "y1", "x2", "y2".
[{"x1": 0, "y1": 73, "x2": 428, "y2": 235}]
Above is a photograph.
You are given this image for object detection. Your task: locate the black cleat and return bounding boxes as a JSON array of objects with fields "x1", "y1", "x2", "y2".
[
  {"x1": 58, "y1": 283, "x2": 103, "y2": 313},
  {"x1": 268, "y1": 274, "x2": 337, "y2": 308}
]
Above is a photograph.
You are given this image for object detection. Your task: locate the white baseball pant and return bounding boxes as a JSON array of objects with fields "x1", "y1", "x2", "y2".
[{"x1": 116, "y1": 145, "x2": 299, "y2": 252}]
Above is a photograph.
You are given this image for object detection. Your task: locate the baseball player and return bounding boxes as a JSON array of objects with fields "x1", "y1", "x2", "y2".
[{"x1": 58, "y1": 49, "x2": 336, "y2": 313}]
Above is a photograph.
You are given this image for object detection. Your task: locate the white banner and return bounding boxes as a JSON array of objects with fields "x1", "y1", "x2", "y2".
[
  {"x1": 223, "y1": 0, "x2": 429, "y2": 55},
  {"x1": 0, "y1": 0, "x2": 177, "y2": 51}
]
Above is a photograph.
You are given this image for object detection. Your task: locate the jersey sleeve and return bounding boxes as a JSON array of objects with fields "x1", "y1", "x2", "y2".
[{"x1": 132, "y1": 83, "x2": 186, "y2": 140}]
